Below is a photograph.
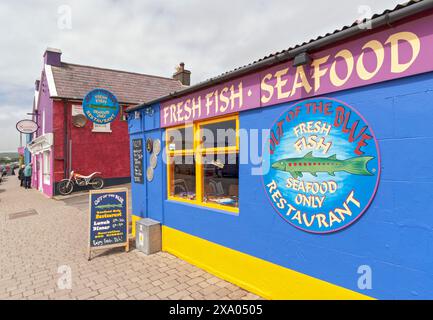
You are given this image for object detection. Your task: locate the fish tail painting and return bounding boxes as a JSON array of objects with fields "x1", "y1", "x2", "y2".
[
  {"x1": 342, "y1": 156, "x2": 374, "y2": 176},
  {"x1": 271, "y1": 151, "x2": 375, "y2": 178}
]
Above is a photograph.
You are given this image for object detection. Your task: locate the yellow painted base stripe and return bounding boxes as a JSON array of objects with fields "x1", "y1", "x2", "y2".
[
  {"x1": 162, "y1": 226, "x2": 373, "y2": 300},
  {"x1": 131, "y1": 215, "x2": 141, "y2": 237}
]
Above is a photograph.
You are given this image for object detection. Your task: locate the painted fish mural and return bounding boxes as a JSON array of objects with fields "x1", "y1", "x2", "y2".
[{"x1": 271, "y1": 151, "x2": 374, "y2": 178}]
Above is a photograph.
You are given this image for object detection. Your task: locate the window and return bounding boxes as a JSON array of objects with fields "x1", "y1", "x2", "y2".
[
  {"x1": 120, "y1": 106, "x2": 128, "y2": 121},
  {"x1": 92, "y1": 123, "x2": 112, "y2": 133},
  {"x1": 202, "y1": 153, "x2": 239, "y2": 209},
  {"x1": 71, "y1": 105, "x2": 83, "y2": 116},
  {"x1": 166, "y1": 115, "x2": 239, "y2": 213},
  {"x1": 43, "y1": 151, "x2": 50, "y2": 185},
  {"x1": 42, "y1": 110, "x2": 45, "y2": 134},
  {"x1": 169, "y1": 154, "x2": 196, "y2": 200},
  {"x1": 167, "y1": 125, "x2": 194, "y2": 151},
  {"x1": 200, "y1": 119, "x2": 237, "y2": 149}
]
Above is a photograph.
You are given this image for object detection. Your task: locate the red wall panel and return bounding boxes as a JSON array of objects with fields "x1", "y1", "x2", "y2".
[
  {"x1": 53, "y1": 100, "x2": 66, "y2": 182},
  {"x1": 52, "y1": 100, "x2": 131, "y2": 182}
]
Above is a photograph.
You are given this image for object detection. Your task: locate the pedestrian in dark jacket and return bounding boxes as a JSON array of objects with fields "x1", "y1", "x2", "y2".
[{"x1": 18, "y1": 165, "x2": 25, "y2": 187}]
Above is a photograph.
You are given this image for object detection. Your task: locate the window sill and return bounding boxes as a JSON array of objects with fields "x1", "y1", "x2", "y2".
[
  {"x1": 92, "y1": 130, "x2": 112, "y2": 133},
  {"x1": 165, "y1": 198, "x2": 239, "y2": 216}
]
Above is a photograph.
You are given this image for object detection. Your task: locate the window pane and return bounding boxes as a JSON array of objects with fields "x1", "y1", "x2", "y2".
[
  {"x1": 167, "y1": 126, "x2": 193, "y2": 151},
  {"x1": 202, "y1": 153, "x2": 239, "y2": 208},
  {"x1": 200, "y1": 120, "x2": 236, "y2": 149},
  {"x1": 121, "y1": 106, "x2": 128, "y2": 121},
  {"x1": 169, "y1": 155, "x2": 196, "y2": 200}
]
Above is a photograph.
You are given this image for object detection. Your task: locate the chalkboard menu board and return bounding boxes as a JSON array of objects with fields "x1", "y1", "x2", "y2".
[
  {"x1": 88, "y1": 188, "x2": 129, "y2": 259},
  {"x1": 132, "y1": 139, "x2": 144, "y2": 184}
]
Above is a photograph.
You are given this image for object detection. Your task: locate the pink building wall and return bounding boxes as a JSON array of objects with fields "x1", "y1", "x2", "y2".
[{"x1": 31, "y1": 66, "x2": 54, "y2": 197}]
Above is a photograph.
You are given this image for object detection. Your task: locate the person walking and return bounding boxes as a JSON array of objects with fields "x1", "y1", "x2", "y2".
[
  {"x1": 18, "y1": 165, "x2": 25, "y2": 187},
  {"x1": 24, "y1": 163, "x2": 32, "y2": 189}
]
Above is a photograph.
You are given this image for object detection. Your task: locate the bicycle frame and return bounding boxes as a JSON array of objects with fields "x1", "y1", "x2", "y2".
[{"x1": 68, "y1": 171, "x2": 102, "y2": 187}]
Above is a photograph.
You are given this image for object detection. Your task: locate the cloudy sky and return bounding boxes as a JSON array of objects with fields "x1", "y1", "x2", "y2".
[{"x1": 0, "y1": 0, "x2": 402, "y2": 152}]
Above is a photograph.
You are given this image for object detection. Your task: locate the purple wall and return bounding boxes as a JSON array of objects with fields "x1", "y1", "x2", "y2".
[
  {"x1": 31, "y1": 69, "x2": 54, "y2": 197},
  {"x1": 36, "y1": 71, "x2": 54, "y2": 135}
]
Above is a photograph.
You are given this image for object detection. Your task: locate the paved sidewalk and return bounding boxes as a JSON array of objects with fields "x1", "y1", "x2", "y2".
[{"x1": 0, "y1": 177, "x2": 260, "y2": 300}]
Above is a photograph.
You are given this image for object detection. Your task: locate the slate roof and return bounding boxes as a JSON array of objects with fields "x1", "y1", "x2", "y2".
[{"x1": 50, "y1": 62, "x2": 185, "y2": 104}]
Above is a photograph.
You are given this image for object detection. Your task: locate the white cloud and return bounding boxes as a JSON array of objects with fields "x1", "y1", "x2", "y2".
[{"x1": 0, "y1": 0, "x2": 403, "y2": 151}]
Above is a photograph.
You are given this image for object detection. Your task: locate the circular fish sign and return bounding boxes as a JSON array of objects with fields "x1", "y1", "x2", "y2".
[
  {"x1": 82, "y1": 89, "x2": 120, "y2": 124},
  {"x1": 16, "y1": 119, "x2": 38, "y2": 134},
  {"x1": 262, "y1": 97, "x2": 380, "y2": 234}
]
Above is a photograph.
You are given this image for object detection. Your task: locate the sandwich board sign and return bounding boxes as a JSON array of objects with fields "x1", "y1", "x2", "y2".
[{"x1": 88, "y1": 188, "x2": 129, "y2": 260}]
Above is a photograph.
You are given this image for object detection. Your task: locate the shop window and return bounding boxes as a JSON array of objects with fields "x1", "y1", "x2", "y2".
[
  {"x1": 167, "y1": 125, "x2": 194, "y2": 151},
  {"x1": 168, "y1": 154, "x2": 196, "y2": 200},
  {"x1": 200, "y1": 119, "x2": 237, "y2": 149},
  {"x1": 202, "y1": 153, "x2": 239, "y2": 208},
  {"x1": 166, "y1": 115, "x2": 239, "y2": 213}
]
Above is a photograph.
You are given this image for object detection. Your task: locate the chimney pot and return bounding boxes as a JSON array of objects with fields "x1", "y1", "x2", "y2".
[{"x1": 173, "y1": 62, "x2": 191, "y2": 86}]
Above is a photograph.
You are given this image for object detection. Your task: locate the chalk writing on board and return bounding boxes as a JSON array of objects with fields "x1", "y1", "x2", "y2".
[
  {"x1": 89, "y1": 190, "x2": 128, "y2": 248},
  {"x1": 132, "y1": 139, "x2": 144, "y2": 184}
]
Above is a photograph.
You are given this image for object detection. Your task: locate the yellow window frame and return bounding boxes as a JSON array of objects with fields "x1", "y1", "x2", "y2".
[
  {"x1": 196, "y1": 114, "x2": 240, "y2": 153},
  {"x1": 166, "y1": 115, "x2": 239, "y2": 214},
  {"x1": 166, "y1": 124, "x2": 195, "y2": 155}
]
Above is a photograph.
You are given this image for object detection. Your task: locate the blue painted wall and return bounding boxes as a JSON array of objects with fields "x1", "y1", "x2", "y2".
[
  {"x1": 22, "y1": 133, "x2": 33, "y2": 165},
  {"x1": 128, "y1": 105, "x2": 165, "y2": 222},
  {"x1": 129, "y1": 111, "x2": 147, "y2": 218},
  {"x1": 130, "y1": 71, "x2": 433, "y2": 299}
]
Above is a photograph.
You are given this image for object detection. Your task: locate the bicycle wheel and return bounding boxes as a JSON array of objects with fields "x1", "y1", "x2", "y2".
[
  {"x1": 91, "y1": 177, "x2": 104, "y2": 190},
  {"x1": 58, "y1": 180, "x2": 74, "y2": 195}
]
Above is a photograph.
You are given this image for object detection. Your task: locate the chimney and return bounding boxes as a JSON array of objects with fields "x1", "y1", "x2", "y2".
[
  {"x1": 173, "y1": 62, "x2": 191, "y2": 86},
  {"x1": 44, "y1": 48, "x2": 62, "y2": 67},
  {"x1": 35, "y1": 80, "x2": 40, "y2": 91}
]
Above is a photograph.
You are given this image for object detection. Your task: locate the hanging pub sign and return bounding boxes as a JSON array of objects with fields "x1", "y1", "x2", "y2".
[
  {"x1": 82, "y1": 88, "x2": 120, "y2": 124},
  {"x1": 16, "y1": 119, "x2": 39, "y2": 134},
  {"x1": 262, "y1": 97, "x2": 380, "y2": 234},
  {"x1": 88, "y1": 188, "x2": 129, "y2": 259},
  {"x1": 132, "y1": 139, "x2": 144, "y2": 184}
]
